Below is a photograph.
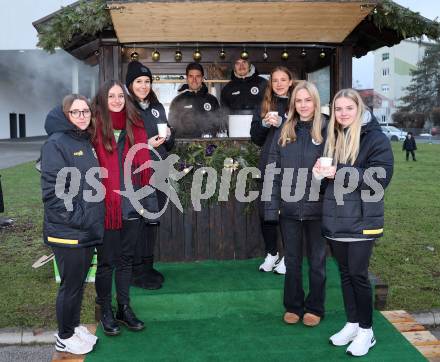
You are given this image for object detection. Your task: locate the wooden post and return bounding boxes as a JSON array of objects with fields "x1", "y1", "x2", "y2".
[
  {"x1": 98, "y1": 35, "x2": 121, "y2": 85},
  {"x1": 331, "y1": 44, "x2": 353, "y2": 100}
]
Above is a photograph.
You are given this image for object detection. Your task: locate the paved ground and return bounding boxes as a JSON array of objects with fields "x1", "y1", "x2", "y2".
[
  {"x1": 0, "y1": 345, "x2": 53, "y2": 362},
  {"x1": 0, "y1": 137, "x2": 46, "y2": 170}
]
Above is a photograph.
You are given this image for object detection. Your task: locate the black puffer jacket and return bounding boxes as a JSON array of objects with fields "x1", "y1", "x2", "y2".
[
  {"x1": 136, "y1": 101, "x2": 175, "y2": 161},
  {"x1": 221, "y1": 65, "x2": 267, "y2": 113},
  {"x1": 402, "y1": 136, "x2": 417, "y2": 151},
  {"x1": 264, "y1": 119, "x2": 327, "y2": 222},
  {"x1": 322, "y1": 115, "x2": 394, "y2": 239},
  {"x1": 41, "y1": 106, "x2": 104, "y2": 248},
  {"x1": 168, "y1": 83, "x2": 222, "y2": 138},
  {"x1": 250, "y1": 95, "x2": 289, "y2": 173}
]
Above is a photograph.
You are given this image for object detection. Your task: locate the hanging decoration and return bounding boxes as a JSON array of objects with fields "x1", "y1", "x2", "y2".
[
  {"x1": 193, "y1": 47, "x2": 202, "y2": 61},
  {"x1": 219, "y1": 46, "x2": 226, "y2": 59},
  {"x1": 319, "y1": 49, "x2": 326, "y2": 59},
  {"x1": 281, "y1": 49, "x2": 289, "y2": 61},
  {"x1": 240, "y1": 48, "x2": 249, "y2": 60},
  {"x1": 130, "y1": 51, "x2": 139, "y2": 61},
  {"x1": 152, "y1": 49, "x2": 160, "y2": 61},
  {"x1": 175, "y1": 49, "x2": 183, "y2": 62},
  {"x1": 263, "y1": 47, "x2": 269, "y2": 61},
  {"x1": 300, "y1": 48, "x2": 307, "y2": 57}
]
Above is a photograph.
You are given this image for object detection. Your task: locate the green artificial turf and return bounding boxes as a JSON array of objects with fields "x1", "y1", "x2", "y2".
[{"x1": 86, "y1": 259, "x2": 426, "y2": 362}]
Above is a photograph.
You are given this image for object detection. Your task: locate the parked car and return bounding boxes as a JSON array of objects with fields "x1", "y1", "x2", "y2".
[{"x1": 381, "y1": 125, "x2": 406, "y2": 141}]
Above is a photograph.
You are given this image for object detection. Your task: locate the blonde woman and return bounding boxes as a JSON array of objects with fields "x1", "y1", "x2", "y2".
[
  {"x1": 265, "y1": 81, "x2": 327, "y2": 327},
  {"x1": 313, "y1": 88, "x2": 393, "y2": 356},
  {"x1": 250, "y1": 66, "x2": 295, "y2": 274}
]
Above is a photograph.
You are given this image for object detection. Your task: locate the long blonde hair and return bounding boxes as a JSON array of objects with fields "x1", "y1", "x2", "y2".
[
  {"x1": 260, "y1": 66, "x2": 296, "y2": 117},
  {"x1": 324, "y1": 88, "x2": 365, "y2": 165},
  {"x1": 279, "y1": 81, "x2": 323, "y2": 147}
]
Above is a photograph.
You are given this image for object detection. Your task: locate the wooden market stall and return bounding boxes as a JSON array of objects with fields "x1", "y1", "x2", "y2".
[{"x1": 33, "y1": 0, "x2": 439, "y2": 261}]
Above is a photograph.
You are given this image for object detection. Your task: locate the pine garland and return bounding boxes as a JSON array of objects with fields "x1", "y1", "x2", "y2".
[
  {"x1": 372, "y1": 0, "x2": 440, "y2": 40},
  {"x1": 37, "y1": 0, "x2": 111, "y2": 53}
]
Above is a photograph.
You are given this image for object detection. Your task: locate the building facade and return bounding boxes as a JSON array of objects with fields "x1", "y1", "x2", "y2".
[{"x1": 373, "y1": 38, "x2": 430, "y2": 124}]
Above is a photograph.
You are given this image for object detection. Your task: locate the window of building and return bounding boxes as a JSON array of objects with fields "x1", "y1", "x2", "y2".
[
  {"x1": 382, "y1": 53, "x2": 389, "y2": 61},
  {"x1": 381, "y1": 115, "x2": 386, "y2": 122},
  {"x1": 382, "y1": 67, "x2": 390, "y2": 76},
  {"x1": 381, "y1": 84, "x2": 390, "y2": 93}
]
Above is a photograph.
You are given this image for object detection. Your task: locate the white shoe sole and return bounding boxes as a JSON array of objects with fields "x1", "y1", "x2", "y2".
[
  {"x1": 346, "y1": 338, "x2": 376, "y2": 356},
  {"x1": 329, "y1": 335, "x2": 356, "y2": 347}
]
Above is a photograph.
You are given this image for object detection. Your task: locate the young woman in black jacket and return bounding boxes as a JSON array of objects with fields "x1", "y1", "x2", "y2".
[
  {"x1": 265, "y1": 81, "x2": 327, "y2": 327},
  {"x1": 314, "y1": 88, "x2": 393, "y2": 357},
  {"x1": 92, "y1": 80, "x2": 151, "y2": 336},
  {"x1": 41, "y1": 94, "x2": 104, "y2": 354},
  {"x1": 125, "y1": 61, "x2": 175, "y2": 290},
  {"x1": 250, "y1": 66, "x2": 295, "y2": 274}
]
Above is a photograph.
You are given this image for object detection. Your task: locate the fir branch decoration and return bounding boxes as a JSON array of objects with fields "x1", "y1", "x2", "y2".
[
  {"x1": 372, "y1": 0, "x2": 440, "y2": 40},
  {"x1": 173, "y1": 141, "x2": 260, "y2": 209},
  {"x1": 37, "y1": 0, "x2": 111, "y2": 53}
]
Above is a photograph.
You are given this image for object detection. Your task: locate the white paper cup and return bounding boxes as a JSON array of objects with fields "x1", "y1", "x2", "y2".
[
  {"x1": 157, "y1": 123, "x2": 167, "y2": 138},
  {"x1": 319, "y1": 157, "x2": 333, "y2": 167}
]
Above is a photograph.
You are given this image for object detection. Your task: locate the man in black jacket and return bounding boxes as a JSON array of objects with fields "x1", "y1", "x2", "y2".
[
  {"x1": 221, "y1": 58, "x2": 267, "y2": 114},
  {"x1": 168, "y1": 63, "x2": 222, "y2": 138}
]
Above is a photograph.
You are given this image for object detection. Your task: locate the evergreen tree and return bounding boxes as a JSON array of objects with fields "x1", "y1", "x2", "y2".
[{"x1": 399, "y1": 42, "x2": 440, "y2": 113}]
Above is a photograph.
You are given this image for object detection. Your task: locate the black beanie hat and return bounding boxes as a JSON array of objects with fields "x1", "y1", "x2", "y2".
[{"x1": 125, "y1": 61, "x2": 153, "y2": 87}]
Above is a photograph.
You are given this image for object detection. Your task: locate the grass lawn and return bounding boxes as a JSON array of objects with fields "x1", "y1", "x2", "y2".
[{"x1": 0, "y1": 143, "x2": 439, "y2": 329}]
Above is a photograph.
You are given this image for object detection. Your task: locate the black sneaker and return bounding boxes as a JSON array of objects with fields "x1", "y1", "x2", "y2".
[{"x1": 100, "y1": 304, "x2": 121, "y2": 336}]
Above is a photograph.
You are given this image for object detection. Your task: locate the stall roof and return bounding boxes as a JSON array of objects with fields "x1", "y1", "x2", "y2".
[
  {"x1": 33, "y1": 0, "x2": 438, "y2": 62},
  {"x1": 107, "y1": 0, "x2": 376, "y2": 43}
]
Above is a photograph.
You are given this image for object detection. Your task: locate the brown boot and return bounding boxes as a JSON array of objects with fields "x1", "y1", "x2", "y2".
[
  {"x1": 303, "y1": 313, "x2": 321, "y2": 327},
  {"x1": 283, "y1": 312, "x2": 300, "y2": 324}
]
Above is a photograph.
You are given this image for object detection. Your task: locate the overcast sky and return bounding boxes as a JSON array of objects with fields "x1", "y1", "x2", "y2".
[{"x1": 353, "y1": 0, "x2": 440, "y2": 89}]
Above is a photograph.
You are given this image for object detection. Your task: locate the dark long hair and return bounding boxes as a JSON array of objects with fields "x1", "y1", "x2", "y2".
[
  {"x1": 92, "y1": 80, "x2": 142, "y2": 152},
  {"x1": 260, "y1": 66, "x2": 296, "y2": 117},
  {"x1": 128, "y1": 80, "x2": 159, "y2": 105},
  {"x1": 62, "y1": 94, "x2": 95, "y2": 135}
]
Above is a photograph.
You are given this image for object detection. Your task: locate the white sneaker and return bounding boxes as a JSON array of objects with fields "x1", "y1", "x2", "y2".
[
  {"x1": 75, "y1": 325, "x2": 98, "y2": 346},
  {"x1": 55, "y1": 333, "x2": 93, "y2": 355},
  {"x1": 346, "y1": 327, "x2": 376, "y2": 356},
  {"x1": 329, "y1": 322, "x2": 359, "y2": 346},
  {"x1": 273, "y1": 257, "x2": 286, "y2": 275},
  {"x1": 259, "y1": 253, "x2": 279, "y2": 272}
]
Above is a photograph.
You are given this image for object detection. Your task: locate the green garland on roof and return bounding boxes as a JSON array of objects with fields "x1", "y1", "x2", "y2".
[
  {"x1": 37, "y1": 0, "x2": 111, "y2": 53},
  {"x1": 372, "y1": 0, "x2": 440, "y2": 40}
]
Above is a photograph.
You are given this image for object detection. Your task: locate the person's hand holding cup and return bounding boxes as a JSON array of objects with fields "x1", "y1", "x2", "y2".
[
  {"x1": 264, "y1": 111, "x2": 282, "y2": 128},
  {"x1": 319, "y1": 157, "x2": 336, "y2": 179}
]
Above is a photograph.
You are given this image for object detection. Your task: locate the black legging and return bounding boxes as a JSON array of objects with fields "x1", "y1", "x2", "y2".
[
  {"x1": 52, "y1": 246, "x2": 94, "y2": 339},
  {"x1": 281, "y1": 218, "x2": 327, "y2": 317},
  {"x1": 329, "y1": 239, "x2": 375, "y2": 329},
  {"x1": 95, "y1": 219, "x2": 142, "y2": 306}
]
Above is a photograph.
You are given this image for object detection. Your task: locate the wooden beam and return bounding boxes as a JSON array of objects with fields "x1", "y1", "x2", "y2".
[{"x1": 331, "y1": 44, "x2": 353, "y2": 99}]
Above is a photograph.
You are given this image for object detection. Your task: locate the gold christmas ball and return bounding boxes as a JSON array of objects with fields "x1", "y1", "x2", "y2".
[
  {"x1": 281, "y1": 50, "x2": 289, "y2": 61},
  {"x1": 319, "y1": 50, "x2": 326, "y2": 59},
  {"x1": 219, "y1": 49, "x2": 226, "y2": 59},
  {"x1": 152, "y1": 50, "x2": 160, "y2": 62},
  {"x1": 175, "y1": 50, "x2": 183, "y2": 62},
  {"x1": 130, "y1": 51, "x2": 139, "y2": 61},
  {"x1": 193, "y1": 49, "x2": 202, "y2": 61},
  {"x1": 300, "y1": 48, "x2": 307, "y2": 57},
  {"x1": 240, "y1": 50, "x2": 249, "y2": 60}
]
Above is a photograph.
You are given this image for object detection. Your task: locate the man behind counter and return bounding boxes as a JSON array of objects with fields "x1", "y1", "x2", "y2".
[
  {"x1": 221, "y1": 58, "x2": 267, "y2": 114},
  {"x1": 168, "y1": 63, "x2": 223, "y2": 138}
]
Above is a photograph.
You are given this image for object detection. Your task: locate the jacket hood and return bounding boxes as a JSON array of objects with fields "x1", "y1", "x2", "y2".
[
  {"x1": 361, "y1": 110, "x2": 381, "y2": 134},
  {"x1": 44, "y1": 106, "x2": 77, "y2": 136},
  {"x1": 177, "y1": 82, "x2": 209, "y2": 95},
  {"x1": 231, "y1": 64, "x2": 258, "y2": 81}
]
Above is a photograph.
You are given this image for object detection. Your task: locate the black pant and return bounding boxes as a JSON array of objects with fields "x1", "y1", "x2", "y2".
[
  {"x1": 260, "y1": 218, "x2": 279, "y2": 255},
  {"x1": 329, "y1": 239, "x2": 375, "y2": 329},
  {"x1": 133, "y1": 223, "x2": 157, "y2": 266},
  {"x1": 280, "y1": 218, "x2": 327, "y2": 317},
  {"x1": 52, "y1": 246, "x2": 95, "y2": 339},
  {"x1": 406, "y1": 150, "x2": 416, "y2": 161},
  {"x1": 95, "y1": 219, "x2": 141, "y2": 306}
]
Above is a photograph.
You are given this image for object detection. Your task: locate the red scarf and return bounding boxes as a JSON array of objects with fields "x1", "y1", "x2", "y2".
[{"x1": 93, "y1": 111, "x2": 151, "y2": 230}]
